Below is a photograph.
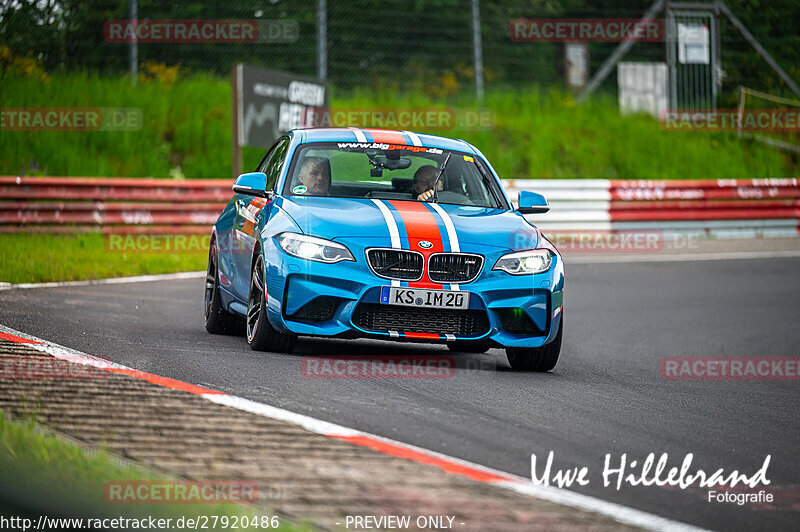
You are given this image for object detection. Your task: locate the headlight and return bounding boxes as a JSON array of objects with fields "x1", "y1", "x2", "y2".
[
  {"x1": 277, "y1": 233, "x2": 355, "y2": 263},
  {"x1": 493, "y1": 249, "x2": 552, "y2": 275}
]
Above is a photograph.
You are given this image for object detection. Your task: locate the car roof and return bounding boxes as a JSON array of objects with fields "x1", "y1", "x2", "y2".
[{"x1": 293, "y1": 127, "x2": 477, "y2": 154}]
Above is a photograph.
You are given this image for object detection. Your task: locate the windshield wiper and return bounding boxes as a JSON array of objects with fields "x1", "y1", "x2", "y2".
[{"x1": 431, "y1": 152, "x2": 451, "y2": 203}]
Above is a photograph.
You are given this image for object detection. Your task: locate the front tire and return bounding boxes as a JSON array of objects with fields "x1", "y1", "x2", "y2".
[
  {"x1": 505, "y1": 317, "x2": 562, "y2": 372},
  {"x1": 205, "y1": 244, "x2": 240, "y2": 335},
  {"x1": 246, "y1": 254, "x2": 296, "y2": 353}
]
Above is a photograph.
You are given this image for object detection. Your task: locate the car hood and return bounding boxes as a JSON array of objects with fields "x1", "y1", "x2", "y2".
[{"x1": 278, "y1": 196, "x2": 539, "y2": 252}]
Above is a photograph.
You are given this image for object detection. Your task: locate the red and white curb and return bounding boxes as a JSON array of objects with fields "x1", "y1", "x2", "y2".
[{"x1": 0, "y1": 324, "x2": 706, "y2": 532}]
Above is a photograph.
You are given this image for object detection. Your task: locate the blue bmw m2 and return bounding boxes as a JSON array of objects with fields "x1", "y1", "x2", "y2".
[{"x1": 205, "y1": 128, "x2": 564, "y2": 371}]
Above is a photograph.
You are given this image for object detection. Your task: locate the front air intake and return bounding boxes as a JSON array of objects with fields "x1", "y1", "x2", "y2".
[{"x1": 366, "y1": 248, "x2": 424, "y2": 281}]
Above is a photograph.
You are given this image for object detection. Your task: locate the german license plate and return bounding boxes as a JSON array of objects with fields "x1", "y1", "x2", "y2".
[{"x1": 380, "y1": 286, "x2": 470, "y2": 310}]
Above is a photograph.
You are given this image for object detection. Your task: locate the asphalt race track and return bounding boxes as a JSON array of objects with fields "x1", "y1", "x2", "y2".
[{"x1": 1, "y1": 257, "x2": 798, "y2": 531}]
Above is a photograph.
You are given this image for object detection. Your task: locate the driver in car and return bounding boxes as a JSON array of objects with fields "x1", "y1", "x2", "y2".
[
  {"x1": 297, "y1": 157, "x2": 331, "y2": 195},
  {"x1": 412, "y1": 165, "x2": 444, "y2": 201}
]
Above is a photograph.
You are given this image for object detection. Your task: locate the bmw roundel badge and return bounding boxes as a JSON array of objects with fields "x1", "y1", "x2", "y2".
[{"x1": 418, "y1": 240, "x2": 433, "y2": 249}]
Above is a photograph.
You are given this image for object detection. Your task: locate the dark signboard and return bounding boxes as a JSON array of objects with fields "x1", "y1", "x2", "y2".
[{"x1": 234, "y1": 64, "x2": 328, "y2": 152}]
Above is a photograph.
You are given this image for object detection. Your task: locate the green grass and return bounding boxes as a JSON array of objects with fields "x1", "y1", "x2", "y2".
[
  {"x1": 0, "y1": 412, "x2": 301, "y2": 529},
  {"x1": 1, "y1": 73, "x2": 235, "y2": 179},
  {"x1": 0, "y1": 234, "x2": 207, "y2": 284},
  {"x1": 2, "y1": 72, "x2": 797, "y2": 179}
]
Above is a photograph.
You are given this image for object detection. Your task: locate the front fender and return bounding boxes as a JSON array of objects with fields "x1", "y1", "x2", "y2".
[{"x1": 256, "y1": 201, "x2": 304, "y2": 331}]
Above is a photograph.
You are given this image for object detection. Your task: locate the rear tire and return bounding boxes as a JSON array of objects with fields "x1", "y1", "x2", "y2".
[
  {"x1": 505, "y1": 317, "x2": 562, "y2": 372},
  {"x1": 246, "y1": 254, "x2": 296, "y2": 353},
  {"x1": 447, "y1": 340, "x2": 491, "y2": 354},
  {"x1": 204, "y1": 244, "x2": 240, "y2": 335}
]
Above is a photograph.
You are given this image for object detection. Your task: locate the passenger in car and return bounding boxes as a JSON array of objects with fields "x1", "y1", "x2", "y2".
[{"x1": 412, "y1": 165, "x2": 444, "y2": 201}]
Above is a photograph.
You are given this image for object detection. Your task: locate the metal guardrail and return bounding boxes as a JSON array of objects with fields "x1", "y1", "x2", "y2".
[
  {"x1": 505, "y1": 178, "x2": 800, "y2": 238},
  {"x1": 1, "y1": 177, "x2": 798, "y2": 238},
  {"x1": 0, "y1": 177, "x2": 230, "y2": 234}
]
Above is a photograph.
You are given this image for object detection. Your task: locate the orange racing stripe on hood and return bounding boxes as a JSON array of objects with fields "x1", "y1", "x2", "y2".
[{"x1": 387, "y1": 201, "x2": 443, "y2": 289}]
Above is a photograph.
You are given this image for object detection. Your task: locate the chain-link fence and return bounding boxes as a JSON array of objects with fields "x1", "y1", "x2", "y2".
[{"x1": 1, "y1": 0, "x2": 798, "y2": 103}]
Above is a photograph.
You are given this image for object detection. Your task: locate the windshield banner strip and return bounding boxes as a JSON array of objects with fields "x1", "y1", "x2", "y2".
[{"x1": 335, "y1": 142, "x2": 442, "y2": 154}]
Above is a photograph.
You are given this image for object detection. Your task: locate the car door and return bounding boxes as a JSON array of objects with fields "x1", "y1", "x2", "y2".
[{"x1": 231, "y1": 136, "x2": 290, "y2": 300}]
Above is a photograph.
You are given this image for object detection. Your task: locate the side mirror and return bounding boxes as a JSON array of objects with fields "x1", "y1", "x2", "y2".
[
  {"x1": 517, "y1": 190, "x2": 550, "y2": 214},
  {"x1": 232, "y1": 172, "x2": 270, "y2": 198}
]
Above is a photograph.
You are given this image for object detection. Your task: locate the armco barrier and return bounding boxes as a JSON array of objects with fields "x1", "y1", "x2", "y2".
[
  {"x1": 1, "y1": 176, "x2": 798, "y2": 239},
  {"x1": 505, "y1": 178, "x2": 800, "y2": 239},
  {"x1": 0, "y1": 177, "x2": 230, "y2": 234}
]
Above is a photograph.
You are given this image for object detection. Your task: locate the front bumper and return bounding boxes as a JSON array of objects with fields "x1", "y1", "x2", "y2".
[{"x1": 263, "y1": 242, "x2": 564, "y2": 349}]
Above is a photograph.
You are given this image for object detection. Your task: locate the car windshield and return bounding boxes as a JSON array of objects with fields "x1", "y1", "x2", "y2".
[{"x1": 282, "y1": 141, "x2": 505, "y2": 208}]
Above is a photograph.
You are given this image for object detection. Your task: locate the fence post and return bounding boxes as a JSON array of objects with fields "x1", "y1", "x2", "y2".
[
  {"x1": 471, "y1": 0, "x2": 484, "y2": 102},
  {"x1": 128, "y1": 0, "x2": 138, "y2": 85},
  {"x1": 231, "y1": 65, "x2": 242, "y2": 178},
  {"x1": 317, "y1": 0, "x2": 327, "y2": 81}
]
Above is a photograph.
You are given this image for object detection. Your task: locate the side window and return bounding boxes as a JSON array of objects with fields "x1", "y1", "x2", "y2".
[{"x1": 257, "y1": 137, "x2": 289, "y2": 192}]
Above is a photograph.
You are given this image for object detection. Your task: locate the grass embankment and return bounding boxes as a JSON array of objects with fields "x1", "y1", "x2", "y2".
[
  {"x1": 2, "y1": 72, "x2": 797, "y2": 179},
  {"x1": 0, "y1": 234, "x2": 207, "y2": 284},
  {"x1": 0, "y1": 413, "x2": 299, "y2": 529}
]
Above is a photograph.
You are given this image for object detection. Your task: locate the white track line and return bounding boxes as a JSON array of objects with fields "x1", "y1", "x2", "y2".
[
  {"x1": 0, "y1": 271, "x2": 205, "y2": 291},
  {"x1": 0, "y1": 323, "x2": 707, "y2": 532},
  {"x1": 566, "y1": 250, "x2": 800, "y2": 264}
]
